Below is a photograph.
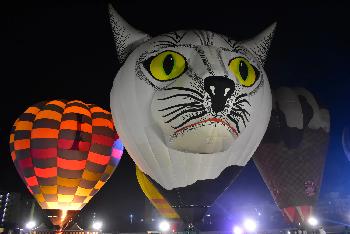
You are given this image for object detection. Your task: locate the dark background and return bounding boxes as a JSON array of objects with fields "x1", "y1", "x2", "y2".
[{"x1": 1, "y1": 0, "x2": 350, "y2": 232}]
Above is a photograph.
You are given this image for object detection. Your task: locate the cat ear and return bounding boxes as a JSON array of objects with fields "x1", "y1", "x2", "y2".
[
  {"x1": 242, "y1": 22, "x2": 276, "y2": 66},
  {"x1": 108, "y1": 4, "x2": 151, "y2": 63}
]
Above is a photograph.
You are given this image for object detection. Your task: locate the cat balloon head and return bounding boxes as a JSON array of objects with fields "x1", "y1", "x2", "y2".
[{"x1": 109, "y1": 4, "x2": 275, "y2": 189}]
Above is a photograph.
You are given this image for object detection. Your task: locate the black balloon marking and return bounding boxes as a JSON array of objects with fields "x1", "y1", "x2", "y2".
[
  {"x1": 239, "y1": 61, "x2": 248, "y2": 80},
  {"x1": 163, "y1": 54, "x2": 175, "y2": 75}
]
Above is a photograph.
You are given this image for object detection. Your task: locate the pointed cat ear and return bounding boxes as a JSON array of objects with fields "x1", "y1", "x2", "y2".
[
  {"x1": 108, "y1": 4, "x2": 151, "y2": 63},
  {"x1": 242, "y1": 22, "x2": 276, "y2": 66}
]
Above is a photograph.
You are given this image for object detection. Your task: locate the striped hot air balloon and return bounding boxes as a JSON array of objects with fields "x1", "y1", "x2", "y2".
[{"x1": 9, "y1": 100, "x2": 124, "y2": 230}]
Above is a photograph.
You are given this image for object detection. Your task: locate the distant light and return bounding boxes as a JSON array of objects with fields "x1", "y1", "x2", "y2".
[
  {"x1": 140, "y1": 219, "x2": 144, "y2": 222},
  {"x1": 25, "y1": 221, "x2": 36, "y2": 229},
  {"x1": 308, "y1": 217, "x2": 319, "y2": 226},
  {"x1": 233, "y1": 225, "x2": 243, "y2": 234},
  {"x1": 258, "y1": 212, "x2": 262, "y2": 216},
  {"x1": 243, "y1": 218, "x2": 257, "y2": 232},
  {"x1": 287, "y1": 231, "x2": 291, "y2": 234},
  {"x1": 92, "y1": 221, "x2": 103, "y2": 230},
  {"x1": 152, "y1": 218, "x2": 155, "y2": 222},
  {"x1": 206, "y1": 214, "x2": 211, "y2": 217},
  {"x1": 159, "y1": 220, "x2": 170, "y2": 232}
]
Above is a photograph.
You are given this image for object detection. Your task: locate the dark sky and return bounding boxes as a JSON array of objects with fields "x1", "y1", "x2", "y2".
[{"x1": 1, "y1": 0, "x2": 350, "y2": 231}]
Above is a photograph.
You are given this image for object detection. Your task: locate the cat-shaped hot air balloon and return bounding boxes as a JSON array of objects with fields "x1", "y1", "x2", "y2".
[{"x1": 108, "y1": 4, "x2": 274, "y2": 223}]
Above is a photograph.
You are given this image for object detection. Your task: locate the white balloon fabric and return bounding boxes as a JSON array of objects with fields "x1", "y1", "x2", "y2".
[{"x1": 109, "y1": 4, "x2": 275, "y2": 189}]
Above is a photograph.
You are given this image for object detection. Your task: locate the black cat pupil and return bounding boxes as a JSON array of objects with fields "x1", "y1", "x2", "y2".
[
  {"x1": 239, "y1": 61, "x2": 248, "y2": 80},
  {"x1": 163, "y1": 54, "x2": 174, "y2": 75}
]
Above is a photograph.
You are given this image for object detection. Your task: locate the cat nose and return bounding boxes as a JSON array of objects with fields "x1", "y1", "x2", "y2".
[{"x1": 204, "y1": 76, "x2": 235, "y2": 113}]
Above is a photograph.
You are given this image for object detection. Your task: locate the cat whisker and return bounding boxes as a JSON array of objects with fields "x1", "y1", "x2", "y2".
[
  {"x1": 226, "y1": 115, "x2": 241, "y2": 133},
  {"x1": 228, "y1": 112, "x2": 246, "y2": 127},
  {"x1": 172, "y1": 111, "x2": 207, "y2": 129},
  {"x1": 165, "y1": 107, "x2": 205, "y2": 123},
  {"x1": 234, "y1": 99, "x2": 251, "y2": 106},
  {"x1": 235, "y1": 93, "x2": 248, "y2": 101},
  {"x1": 164, "y1": 87, "x2": 204, "y2": 99},
  {"x1": 158, "y1": 102, "x2": 201, "y2": 112},
  {"x1": 158, "y1": 94, "x2": 202, "y2": 102},
  {"x1": 162, "y1": 105, "x2": 204, "y2": 118},
  {"x1": 231, "y1": 107, "x2": 250, "y2": 120}
]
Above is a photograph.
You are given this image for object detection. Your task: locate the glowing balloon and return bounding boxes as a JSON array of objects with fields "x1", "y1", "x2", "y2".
[
  {"x1": 108, "y1": 3, "x2": 274, "y2": 224},
  {"x1": 253, "y1": 87, "x2": 330, "y2": 226},
  {"x1": 9, "y1": 100, "x2": 123, "y2": 230}
]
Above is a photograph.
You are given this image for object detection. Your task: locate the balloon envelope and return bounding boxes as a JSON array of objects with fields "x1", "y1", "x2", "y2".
[
  {"x1": 108, "y1": 4, "x2": 274, "y2": 224},
  {"x1": 9, "y1": 100, "x2": 123, "y2": 230},
  {"x1": 253, "y1": 87, "x2": 330, "y2": 226}
]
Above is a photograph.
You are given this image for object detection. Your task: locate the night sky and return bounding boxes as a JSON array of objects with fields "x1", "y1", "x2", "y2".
[{"x1": 1, "y1": 0, "x2": 350, "y2": 231}]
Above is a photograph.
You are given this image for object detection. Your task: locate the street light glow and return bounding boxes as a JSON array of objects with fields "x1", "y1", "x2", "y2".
[
  {"x1": 92, "y1": 221, "x2": 103, "y2": 230},
  {"x1": 233, "y1": 225, "x2": 243, "y2": 234},
  {"x1": 243, "y1": 218, "x2": 257, "y2": 232},
  {"x1": 308, "y1": 216, "x2": 319, "y2": 226},
  {"x1": 159, "y1": 220, "x2": 170, "y2": 232},
  {"x1": 25, "y1": 221, "x2": 36, "y2": 229}
]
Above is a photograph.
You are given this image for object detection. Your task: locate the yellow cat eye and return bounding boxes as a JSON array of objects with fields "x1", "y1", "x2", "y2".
[
  {"x1": 145, "y1": 50, "x2": 187, "y2": 81},
  {"x1": 228, "y1": 57, "x2": 258, "y2": 87}
]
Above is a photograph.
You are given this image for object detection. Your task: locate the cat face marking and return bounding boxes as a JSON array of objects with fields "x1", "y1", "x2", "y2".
[{"x1": 130, "y1": 33, "x2": 265, "y2": 153}]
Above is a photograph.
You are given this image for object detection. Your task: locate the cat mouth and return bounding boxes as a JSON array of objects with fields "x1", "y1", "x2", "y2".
[{"x1": 174, "y1": 117, "x2": 238, "y2": 136}]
